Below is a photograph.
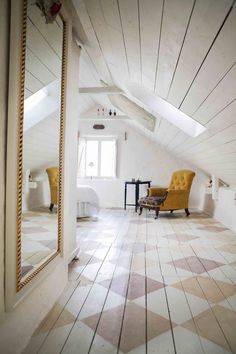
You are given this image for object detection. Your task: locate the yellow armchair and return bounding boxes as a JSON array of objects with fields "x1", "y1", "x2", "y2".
[
  {"x1": 46, "y1": 167, "x2": 59, "y2": 211},
  {"x1": 148, "y1": 170, "x2": 195, "y2": 216}
]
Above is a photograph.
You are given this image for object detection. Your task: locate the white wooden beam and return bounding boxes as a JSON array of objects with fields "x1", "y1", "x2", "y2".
[
  {"x1": 79, "y1": 86, "x2": 123, "y2": 94},
  {"x1": 79, "y1": 114, "x2": 130, "y2": 120}
]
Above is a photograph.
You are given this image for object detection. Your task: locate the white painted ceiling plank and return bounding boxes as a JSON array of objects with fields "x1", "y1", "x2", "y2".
[
  {"x1": 180, "y1": 125, "x2": 236, "y2": 157},
  {"x1": 72, "y1": 0, "x2": 113, "y2": 84},
  {"x1": 84, "y1": 0, "x2": 116, "y2": 81},
  {"x1": 193, "y1": 64, "x2": 236, "y2": 124},
  {"x1": 154, "y1": 119, "x2": 173, "y2": 143},
  {"x1": 206, "y1": 99, "x2": 236, "y2": 130},
  {"x1": 27, "y1": 25, "x2": 62, "y2": 78},
  {"x1": 27, "y1": 3, "x2": 63, "y2": 58},
  {"x1": 26, "y1": 48, "x2": 56, "y2": 89},
  {"x1": 24, "y1": 88, "x2": 32, "y2": 98},
  {"x1": 139, "y1": 0, "x2": 163, "y2": 91},
  {"x1": 79, "y1": 54, "x2": 102, "y2": 87},
  {"x1": 166, "y1": 131, "x2": 189, "y2": 151},
  {"x1": 100, "y1": 0, "x2": 130, "y2": 86},
  {"x1": 167, "y1": 0, "x2": 233, "y2": 108},
  {"x1": 158, "y1": 124, "x2": 180, "y2": 147},
  {"x1": 195, "y1": 152, "x2": 236, "y2": 165},
  {"x1": 173, "y1": 99, "x2": 236, "y2": 155},
  {"x1": 118, "y1": 0, "x2": 141, "y2": 84},
  {"x1": 25, "y1": 70, "x2": 44, "y2": 93},
  {"x1": 177, "y1": 142, "x2": 236, "y2": 162},
  {"x1": 181, "y1": 5, "x2": 236, "y2": 116},
  {"x1": 156, "y1": 0, "x2": 194, "y2": 98}
]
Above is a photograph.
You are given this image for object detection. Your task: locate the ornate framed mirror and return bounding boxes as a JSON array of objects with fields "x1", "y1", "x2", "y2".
[{"x1": 14, "y1": 0, "x2": 66, "y2": 291}]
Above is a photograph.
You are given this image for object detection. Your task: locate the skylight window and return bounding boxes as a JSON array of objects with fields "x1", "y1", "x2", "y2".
[
  {"x1": 127, "y1": 84, "x2": 206, "y2": 138},
  {"x1": 24, "y1": 87, "x2": 48, "y2": 113}
]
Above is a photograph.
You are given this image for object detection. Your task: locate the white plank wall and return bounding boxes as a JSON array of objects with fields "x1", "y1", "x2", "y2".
[
  {"x1": 73, "y1": 0, "x2": 113, "y2": 85},
  {"x1": 181, "y1": 5, "x2": 236, "y2": 116},
  {"x1": 155, "y1": 0, "x2": 194, "y2": 99},
  {"x1": 118, "y1": 0, "x2": 141, "y2": 84},
  {"x1": 139, "y1": 0, "x2": 163, "y2": 91},
  {"x1": 167, "y1": 0, "x2": 233, "y2": 108}
]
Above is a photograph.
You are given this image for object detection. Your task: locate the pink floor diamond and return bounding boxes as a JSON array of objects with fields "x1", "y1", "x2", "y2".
[
  {"x1": 168, "y1": 256, "x2": 224, "y2": 274},
  {"x1": 100, "y1": 273, "x2": 165, "y2": 300}
]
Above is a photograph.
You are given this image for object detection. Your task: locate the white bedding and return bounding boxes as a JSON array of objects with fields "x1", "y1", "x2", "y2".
[{"x1": 77, "y1": 185, "x2": 99, "y2": 217}]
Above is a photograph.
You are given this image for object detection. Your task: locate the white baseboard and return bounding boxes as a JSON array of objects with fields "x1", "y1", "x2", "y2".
[{"x1": 67, "y1": 246, "x2": 80, "y2": 264}]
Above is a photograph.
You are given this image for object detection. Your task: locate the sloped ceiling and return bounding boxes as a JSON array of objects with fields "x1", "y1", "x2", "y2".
[{"x1": 72, "y1": 0, "x2": 236, "y2": 187}]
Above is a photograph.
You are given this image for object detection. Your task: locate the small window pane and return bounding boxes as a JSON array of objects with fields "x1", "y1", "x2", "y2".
[
  {"x1": 101, "y1": 140, "x2": 116, "y2": 177},
  {"x1": 78, "y1": 139, "x2": 86, "y2": 177},
  {"x1": 86, "y1": 140, "x2": 98, "y2": 177}
]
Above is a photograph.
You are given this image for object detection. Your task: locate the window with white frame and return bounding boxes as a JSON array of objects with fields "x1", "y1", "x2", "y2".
[{"x1": 78, "y1": 137, "x2": 117, "y2": 178}]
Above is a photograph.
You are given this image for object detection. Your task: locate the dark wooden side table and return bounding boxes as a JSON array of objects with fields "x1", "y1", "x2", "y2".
[{"x1": 124, "y1": 180, "x2": 151, "y2": 212}]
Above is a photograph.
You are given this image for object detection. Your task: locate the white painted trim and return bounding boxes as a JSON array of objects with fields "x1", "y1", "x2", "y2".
[{"x1": 79, "y1": 86, "x2": 123, "y2": 94}]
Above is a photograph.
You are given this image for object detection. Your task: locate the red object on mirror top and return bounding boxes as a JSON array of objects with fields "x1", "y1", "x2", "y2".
[{"x1": 50, "y1": 2, "x2": 61, "y2": 16}]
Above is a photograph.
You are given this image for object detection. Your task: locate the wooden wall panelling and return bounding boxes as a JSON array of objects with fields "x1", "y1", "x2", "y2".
[
  {"x1": 99, "y1": 0, "x2": 130, "y2": 87},
  {"x1": 193, "y1": 65, "x2": 236, "y2": 125},
  {"x1": 167, "y1": 0, "x2": 233, "y2": 108},
  {"x1": 27, "y1": 4, "x2": 63, "y2": 58},
  {"x1": 72, "y1": 0, "x2": 113, "y2": 84},
  {"x1": 118, "y1": 0, "x2": 141, "y2": 84},
  {"x1": 26, "y1": 48, "x2": 56, "y2": 89},
  {"x1": 27, "y1": 24, "x2": 62, "y2": 77},
  {"x1": 139, "y1": 0, "x2": 163, "y2": 91},
  {"x1": 180, "y1": 5, "x2": 236, "y2": 116},
  {"x1": 155, "y1": 0, "x2": 195, "y2": 99}
]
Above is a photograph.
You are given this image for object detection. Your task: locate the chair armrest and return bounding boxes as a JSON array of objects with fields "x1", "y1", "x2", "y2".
[{"x1": 148, "y1": 187, "x2": 168, "y2": 197}]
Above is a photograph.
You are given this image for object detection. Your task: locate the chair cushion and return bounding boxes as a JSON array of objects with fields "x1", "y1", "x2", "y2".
[{"x1": 139, "y1": 196, "x2": 166, "y2": 207}]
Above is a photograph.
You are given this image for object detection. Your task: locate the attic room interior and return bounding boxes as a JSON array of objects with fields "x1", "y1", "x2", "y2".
[{"x1": 0, "y1": 0, "x2": 236, "y2": 353}]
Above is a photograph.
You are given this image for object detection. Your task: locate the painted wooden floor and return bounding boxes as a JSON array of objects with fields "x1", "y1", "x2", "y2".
[{"x1": 24, "y1": 209, "x2": 236, "y2": 354}]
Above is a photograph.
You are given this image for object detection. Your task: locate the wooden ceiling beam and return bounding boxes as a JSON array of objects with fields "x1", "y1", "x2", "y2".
[{"x1": 79, "y1": 86, "x2": 123, "y2": 94}]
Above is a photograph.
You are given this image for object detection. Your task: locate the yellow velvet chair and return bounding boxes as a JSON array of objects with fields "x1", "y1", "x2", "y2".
[
  {"x1": 46, "y1": 167, "x2": 59, "y2": 211},
  {"x1": 147, "y1": 170, "x2": 195, "y2": 216}
]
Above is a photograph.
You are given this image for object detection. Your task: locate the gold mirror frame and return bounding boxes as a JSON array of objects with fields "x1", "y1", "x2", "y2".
[{"x1": 16, "y1": 0, "x2": 66, "y2": 291}]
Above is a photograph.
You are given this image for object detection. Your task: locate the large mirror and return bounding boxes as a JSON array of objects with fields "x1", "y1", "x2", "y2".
[{"x1": 17, "y1": 0, "x2": 65, "y2": 290}]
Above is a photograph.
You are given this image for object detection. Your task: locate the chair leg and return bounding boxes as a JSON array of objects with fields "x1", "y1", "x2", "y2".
[
  {"x1": 49, "y1": 203, "x2": 54, "y2": 212},
  {"x1": 185, "y1": 208, "x2": 190, "y2": 216},
  {"x1": 139, "y1": 207, "x2": 143, "y2": 216},
  {"x1": 170, "y1": 210, "x2": 173, "y2": 214},
  {"x1": 155, "y1": 208, "x2": 159, "y2": 219}
]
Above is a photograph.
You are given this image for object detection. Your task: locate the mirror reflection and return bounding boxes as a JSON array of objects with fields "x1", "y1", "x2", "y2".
[{"x1": 21, "y1": 2, "x2": 63, "y2": 281}]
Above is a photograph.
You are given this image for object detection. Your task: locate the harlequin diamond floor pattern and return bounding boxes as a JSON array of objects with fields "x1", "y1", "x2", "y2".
[
  {"x1": 24, "y1": 209, "x2": 236, "y2": 354},
  {"x1": 168, "y1": 256, "x2": 224, "y2": 274},
  {"x1": 99, "y1": 273, "x2": 165, "y2": 300}
]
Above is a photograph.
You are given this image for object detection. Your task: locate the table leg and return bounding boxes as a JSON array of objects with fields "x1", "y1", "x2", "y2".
[
  {"x1": 124, "y1": 183, "x2": 127, "y2": 210},
  {"x1": 135, "y1": 183, "x2": 139, "y2": 212},
  {"x1": 155, "y1": 208, "x2": 160, "y2": 219}
]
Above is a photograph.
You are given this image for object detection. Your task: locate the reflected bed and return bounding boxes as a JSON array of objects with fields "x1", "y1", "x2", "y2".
[{"x1": 77, "y1": 185, "x2": 99, "y2": 218}]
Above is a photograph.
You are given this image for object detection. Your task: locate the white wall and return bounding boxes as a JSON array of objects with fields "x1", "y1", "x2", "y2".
[
  {"x1": 78, "y1": 119, "x2": 208, "y2": 210},
  {"x1": 203, "y1": 187, "x2": 236, "y2": 232}
]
